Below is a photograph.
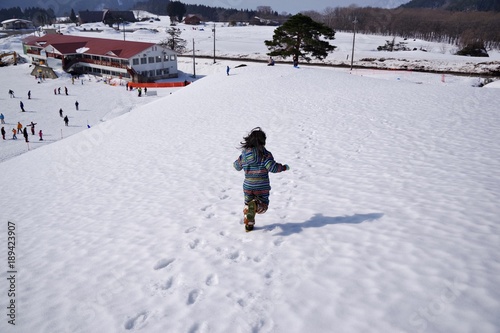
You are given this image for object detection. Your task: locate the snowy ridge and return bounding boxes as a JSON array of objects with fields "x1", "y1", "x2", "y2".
[{"x1": 1, "y1": 64, "x2": 499, "y2": 332}]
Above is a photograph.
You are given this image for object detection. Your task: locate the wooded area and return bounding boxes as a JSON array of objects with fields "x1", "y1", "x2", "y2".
[
  {"x1": 0, "y1": 7, "x2": 55, "y2": 26},
  {"x1": 304, "y1": 7, "x2": 500, "y2": 49}
]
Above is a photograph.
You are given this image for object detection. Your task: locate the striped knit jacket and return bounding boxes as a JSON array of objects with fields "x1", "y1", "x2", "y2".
[{"x1": 233, "y1": 147, "x2": 287, "y2": 190}]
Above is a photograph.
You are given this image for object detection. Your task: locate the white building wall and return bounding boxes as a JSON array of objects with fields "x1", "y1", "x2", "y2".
[{"x1": 130, "y1": 45, "x2": 178, "y2": 77}]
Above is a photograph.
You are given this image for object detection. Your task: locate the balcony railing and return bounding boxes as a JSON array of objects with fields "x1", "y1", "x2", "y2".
[
  {"x1": 26, "y1": 49, "x2": 41, "y2": 55},
  {"x1": 63, "y1": 57, "x2": 129, "y2": 71}
]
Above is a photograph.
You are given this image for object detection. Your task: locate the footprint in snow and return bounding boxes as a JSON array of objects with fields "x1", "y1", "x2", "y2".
[
  {"x1": 189, "y1": 239, "x2": 201, "y2": 249},
  {"x1": 274, "y1": 238, "x2": 284, "y2": 247},
  {"x1": 153, "y1": 258, "x2": 175, "y2": 270},
  {"x1": 160, "y1": 277, "x2": 174, "y2": 290},
  {"x1": 189, "y1": 321, "x2": 209, "y2": 333},
  {"x1": 205, "y1": 274, "x2": 219, "y2": 286},
  {"x1": 187, "y1": 289, "x2": 201, "y2": 305},
  {"x1": 124, "y1": 311, "x2": 149, "y2": 330},
  {"x1": 185, "y1": 226, "x2": 197, "y2": 233}
]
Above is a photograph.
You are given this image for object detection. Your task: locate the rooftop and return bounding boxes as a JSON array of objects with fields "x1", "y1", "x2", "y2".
[{"x1": 23, "y1": 34, "x2": 157, "y2": 59}]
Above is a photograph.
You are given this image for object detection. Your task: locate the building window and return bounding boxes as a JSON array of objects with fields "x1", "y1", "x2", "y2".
[
  {"x1": 140, "y1": 58, "x2": 147, "y2": 64},
  {"x1": 148, "y1": 56, "x2": 155, "y2": 63},
  {"x1": 149, "y1": 70, "x2": 155, "y2": 77},
  {"x1": 170, "y1": 55, "x2": 176, "y2": 61},
  {"x1": 132, "y1": 58, "x2": 139, "y2": 65},
  {"x1": 156, "y1": 56, "x2": 162, "y2": 63}
]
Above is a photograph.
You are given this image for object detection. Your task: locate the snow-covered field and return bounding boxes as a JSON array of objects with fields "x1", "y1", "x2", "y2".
[{"x1": 1, "y1": 15, "x2": 499, "y2": 333}]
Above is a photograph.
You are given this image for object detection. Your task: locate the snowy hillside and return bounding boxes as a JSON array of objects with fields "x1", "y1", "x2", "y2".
[
  {"x1": 1, "y1": 16, "x2": 500, "y2": 333},
  {"x1": 1, "y1": 60, "x2": 500, "y2": 332}
]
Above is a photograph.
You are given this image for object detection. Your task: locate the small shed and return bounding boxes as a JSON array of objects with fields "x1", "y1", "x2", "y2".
[
  {"x1": 1, "y1": 19, "x2": 35, "y2": 30},
  {"x1": 184, "y1": 15, "x2": 203, "y2": 25}
]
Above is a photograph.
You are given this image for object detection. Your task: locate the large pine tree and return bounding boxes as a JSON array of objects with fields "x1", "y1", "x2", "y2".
[
  {"x1": 69, "y1": 9, "x2": 77, "y2": 23},
  {"x1": 264, "y1": 13, "x2": 336, "y2": 64},
  {"x1": 167, "y1": 1, "x2": 186, "y2": 23}
]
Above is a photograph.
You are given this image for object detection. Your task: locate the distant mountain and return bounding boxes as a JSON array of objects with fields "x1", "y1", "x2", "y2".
[
  {"x1": 371, "y1": 0, "x2": 412, "y2": 8},
  {"x1": 0, "y1": 0, "x2": 137, "y2": 16},
  {"x1": 400, "y1": 0, "x2": 500, "y2": 11}
]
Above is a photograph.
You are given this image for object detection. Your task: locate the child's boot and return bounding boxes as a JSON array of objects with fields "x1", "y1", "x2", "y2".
[{"x1": 245, "y1": 200, "x2": 256, "y2": 232}]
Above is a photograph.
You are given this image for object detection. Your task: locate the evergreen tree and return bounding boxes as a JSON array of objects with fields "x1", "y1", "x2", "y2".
[
  {"x1": 70, "y1": 9, "x2": 77, "y2": 23},
  {"x1": 161, "y1": 27, "x2": 187, "y2": 53},
  {"x1": 264, "y1": 13, "x2": 336, "y2": 64},
  {"x1": 167, "y1": 1, "x2": 186, "y2": 23}
]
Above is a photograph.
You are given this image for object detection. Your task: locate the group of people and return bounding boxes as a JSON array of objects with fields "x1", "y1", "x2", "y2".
[
  {"x1": 1, "y1": 121, "x2": 43, "y2": 142},
  {"x1": 59, "y1": 108, "x2": 69, "y2": 126},
  {"x1": 53, "y1": 86, "x2": 69, "y2": 95},
  {"x1": 2, "y1": 89, "x2": 44, "y2": 143},
  {"x1": 2, "y1": 87, "x2": 80, "y2": 144}
]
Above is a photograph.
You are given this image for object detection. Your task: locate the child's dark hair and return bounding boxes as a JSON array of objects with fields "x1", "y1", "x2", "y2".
[{"x1": 240, "y1": 127, "x2": 267, "y2": 158}]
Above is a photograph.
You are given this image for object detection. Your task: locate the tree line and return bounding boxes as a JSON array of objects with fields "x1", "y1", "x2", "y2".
[
  {"x1": 303, "y1": 7, "x2": 500, "y2": 49},
  {"x1": 133, "y1": 0, "x2": 289, "y2": 23},
  {"x1": 133, "y1": 0, "x2": 499, "y2": 49},
  {"x1": 0, "y1": 7, "x2": 56, "y2": 26},
  {"x1": 401, "y1": 0, "x2": 500, "y2": 12}
]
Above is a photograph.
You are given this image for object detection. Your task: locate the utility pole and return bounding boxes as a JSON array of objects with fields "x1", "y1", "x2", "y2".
[
  {"x1": 213, "y1": 23, "x2": 216, "y2": 64},
  {"x1": 192, "y1": 38, "x2": 196, "y2": 78},
  {"x1": 119, "y1": 18, "x2": 125, "y2": 41},
  {"x1": 350, "y1": 17, "x2": 358, "y2": 71}
]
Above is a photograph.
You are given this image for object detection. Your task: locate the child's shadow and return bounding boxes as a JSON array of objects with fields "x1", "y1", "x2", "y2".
[{"x1": 265, "y1": 213, "x2": 384, "y2": 236}]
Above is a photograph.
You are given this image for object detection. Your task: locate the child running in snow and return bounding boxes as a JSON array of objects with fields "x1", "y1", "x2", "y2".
[{"x1": 233, "y1": 127, "x2": 289, "y2": 232}]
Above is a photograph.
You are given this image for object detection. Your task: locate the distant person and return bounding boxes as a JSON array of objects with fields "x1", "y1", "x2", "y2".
[
  {"x1": 75, "y1": 101, "x2": 79, "y2": 110},
  {"x1": 144, "y1": 87, "x2": 147, "y2": 95},
  {"x1": 39, "y1": 129, "x2": 43, "y2": 141},
  {"x1": 58, "y1": 87, "x2": 61, "y2": 94},
  {"x1": 59, "y1": 108, "x2": 63, "y2": 117},
  {"x1": 65, "y1": 86, "x2": 68, "y2": 95},
  {"x1": 8, "y1": 89, "x2": 14, "y2": 98},
  {"x1": 54, "y1": 88, "x2": 57, "y2": 95},
  {"x1": 23, "y1": 127, "x2": 29, "y2": 143},
  {"x1": 29, "y1": 121, "x2": 37, "y2": 135},
  {"x1": 1, "y1": 126, "x2": 5, "y2": 140},
  {"x1": 137, "y1": 87, "x2": 142, "y2": 97},
  {"x1": 20, "y1": 101, "x2": 25, "y2": 112},
  {"x1": 64, "y1": 115, "x2": 69, "y2": 126},
  {"x1": 17, "y1": 122, "x2": 22, "y2": 134},
  {"x1": 12, "y1": 128, "x2": 17, "y2": 140},
  {"x1": 268, "y1": 57, "x2": 275, "y2": 66},
  {"x1": 293, "y1": 55, "x2": 298, "y2": 67},
  {"x1": 28, "y1": 90, "x2": 31, "y2": 99},
  {"x1": 0, "y1": 113, "x2": 4, "y2": 124},
  {"x1": 226, "y1": 66, "x2": 230, "y2": 76}
]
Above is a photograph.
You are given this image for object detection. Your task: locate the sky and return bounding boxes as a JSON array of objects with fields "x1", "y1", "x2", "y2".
[{"x1": 181, "y1": 0, "x2": 411, "y2": 13}]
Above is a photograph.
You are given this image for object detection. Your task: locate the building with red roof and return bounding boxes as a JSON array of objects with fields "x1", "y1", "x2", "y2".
[{"x1": 22, "y1": 34, "x2": 178, "y2": 82}]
